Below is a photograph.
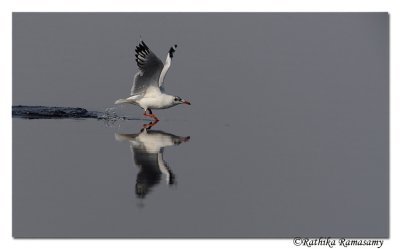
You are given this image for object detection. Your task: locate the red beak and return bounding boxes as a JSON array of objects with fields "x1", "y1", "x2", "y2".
[{"x1": 183, "y1": 100, "x2": 191, "y2": 105}]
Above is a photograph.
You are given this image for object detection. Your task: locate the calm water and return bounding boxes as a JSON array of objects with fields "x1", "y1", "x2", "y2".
[
  {"x1": 13, "y1": 13, "x2": 389, "y2": 237},
  {"x1": 13, "y1": 111, "x2": 388, "y2": 237}
]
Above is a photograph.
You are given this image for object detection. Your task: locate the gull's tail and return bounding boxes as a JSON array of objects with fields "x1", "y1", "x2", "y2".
[
  {"x1": 115, "y1": 95, "x2": 141, "y2": 105},
  {"x1": 115, "y1": 98, "x2": 129, "y2": 104}
]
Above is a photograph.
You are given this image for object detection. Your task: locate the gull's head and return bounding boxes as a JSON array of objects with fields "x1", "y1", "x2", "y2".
[
  {"x1": 172, "y1": 135, "x2": 191, "y2": 145},
  {"x1": 173, "y1": 96, "x2": 191, "y2": 106}
]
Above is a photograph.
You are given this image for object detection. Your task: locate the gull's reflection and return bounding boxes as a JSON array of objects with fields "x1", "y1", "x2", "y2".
[{"x1": 115, "y1": 126, "x2": 190, "y2": 199}]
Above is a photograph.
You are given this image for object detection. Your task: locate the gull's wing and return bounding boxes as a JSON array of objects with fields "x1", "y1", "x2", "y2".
[
  {"x1": 133, "y1": 148, "x2": 161, "y2": 173},
  {"x1": 130, "y1": 41, "x2": 164, "y2": 95},
  {"x1": 157, "y1": 152, "x2": 175, "y2": 185},
  {"x1": 133, "y1": 148, "x2": 162, "y2": 198},
  {"x1": 158, "y1": 45, "x2": 177, "y2": 88}
]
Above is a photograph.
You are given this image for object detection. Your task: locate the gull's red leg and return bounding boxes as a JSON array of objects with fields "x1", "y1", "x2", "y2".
[
  {"x1": 143, "y1": 110, "x2": 155, "y2": 120},
  {"x1": 142, "y1": 119, "x2": 159, "y2": 129},
  {"x1": 149, "y1": 114, "x2": 159, "y2": 121},
  {"x1": 144, "y1": 109, "x2": 159, "y2": 121}
]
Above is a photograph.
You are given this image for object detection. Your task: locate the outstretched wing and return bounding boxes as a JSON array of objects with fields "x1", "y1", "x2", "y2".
[
  {"x1": 158, "y1": 44, "x2": 177, "y2": 88},
  {"x1": 130, "y1": 41, "x2": 164, "y2": 96}
]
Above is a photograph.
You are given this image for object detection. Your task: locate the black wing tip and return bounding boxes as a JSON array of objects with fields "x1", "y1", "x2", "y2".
[
  {"x1": 140, "y1": 40, "x2": 149, "y2": 50},
  {"x1": 134, "y1": 40, "x2": 150, "y2": 65},
  {"x1": 169, "y1": 44, "x2": 178, "y2": 58}
]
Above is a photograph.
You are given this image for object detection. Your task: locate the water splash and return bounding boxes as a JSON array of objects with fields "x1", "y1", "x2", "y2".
[{"x1": 98, "y1": 107, "x2": 128, "y2": 126}]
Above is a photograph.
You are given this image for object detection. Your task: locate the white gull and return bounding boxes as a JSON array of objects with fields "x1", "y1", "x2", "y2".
[{"x1": 115, "y1": 40, "x2": 191, "y2": 121}]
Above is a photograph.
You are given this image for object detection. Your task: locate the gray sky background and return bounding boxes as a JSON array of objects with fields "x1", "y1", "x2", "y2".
[{"x1": 13, "y1": 13, "x2": 388, "y2": 112}]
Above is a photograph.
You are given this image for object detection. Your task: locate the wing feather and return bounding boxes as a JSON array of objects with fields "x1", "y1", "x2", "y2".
[
  {"x1": 158, "y1": 44, "x2": 177, "y2": 88},
  {"x1": 130, "y1": 41, "x2": 164, "y2": 95}
]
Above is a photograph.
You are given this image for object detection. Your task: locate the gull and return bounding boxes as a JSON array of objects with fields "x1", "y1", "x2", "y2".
[
  {"x1": 115, "y1": 40, "x2": 191, "y2": 121},
  {"x1": 115, "y1": 128, "x2": 190, "y2": 198}
]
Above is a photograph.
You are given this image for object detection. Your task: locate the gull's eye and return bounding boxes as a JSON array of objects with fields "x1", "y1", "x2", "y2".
[{"x1": 174, "y1": 97, "x2": 179, "y2": 101}]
